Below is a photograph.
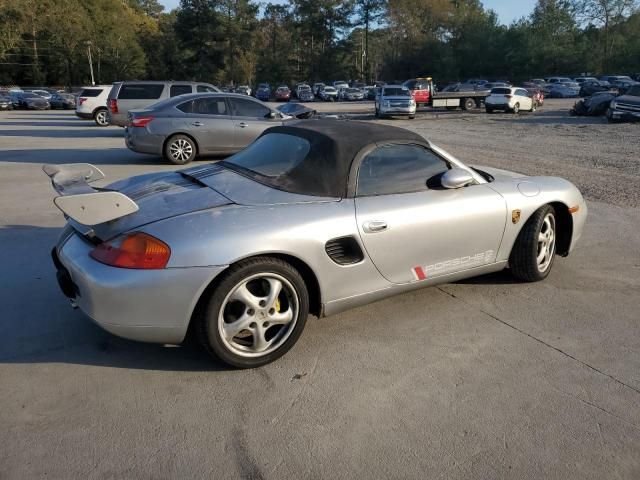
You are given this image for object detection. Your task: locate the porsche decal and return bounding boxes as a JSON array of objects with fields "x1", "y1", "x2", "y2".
[
  {"x1": 412, "y1": 250, "x2": 495, "y2": 281},
  {"x1": 512, "y1": 209, "x2": 521, "y2": 224}
]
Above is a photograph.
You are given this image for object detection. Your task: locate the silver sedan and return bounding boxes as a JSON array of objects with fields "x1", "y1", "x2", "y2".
[{"x1": 124, "y1": 93, "x2": 289, "y2": 164}]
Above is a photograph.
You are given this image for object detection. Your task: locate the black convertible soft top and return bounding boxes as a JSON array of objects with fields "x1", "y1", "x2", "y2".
[{"x1": 245, "y1": 119, "x2": 427, "y2": 198}]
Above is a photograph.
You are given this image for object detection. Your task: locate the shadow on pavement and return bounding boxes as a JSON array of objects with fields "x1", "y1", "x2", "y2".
[
  {"x1": 0, "y1": 224, "x2": 228, "y2": 372},
  {"x1": 0, "y1": 127, "x2": 124, "y2": 137},
  {"x1": 0, "y1": 148, "x2": 160, "y2": 166}
]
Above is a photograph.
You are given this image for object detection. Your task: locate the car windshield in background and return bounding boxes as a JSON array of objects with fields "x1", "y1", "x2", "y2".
[
  {"x1": 22, "y1": 93, "x2": 40, "y2": 98},
  {"x1": 346, "y1": 88, "x2": 359, "y2": 93},
  {"x1": 491, "y1": 88, "x2": 512, "y2": 95},
  {"x1": 324, "y1": 87, "x2": 337, "y2": 92},
  {"x1": 625, "y1": 85, "x2": 640, "y2": 96},
  {"x1": 223, "y1": 133, "x2": 310, "y2": 178},
  {"x1": 383, "y1": 88, "x2": 410, "y2": 96},
  {"x1": 80, "y1": 88, "x2": 103, "y2": 97}
]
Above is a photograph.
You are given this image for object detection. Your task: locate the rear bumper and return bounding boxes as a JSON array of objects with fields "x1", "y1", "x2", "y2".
[
  {"x1": 124, "y1": 127, "x2": 164, "y2": 155},
  {"x1": 54, "y1": 232, "x2": 226, "y2": 344},
  {"x1": 107, "y1": 112, "x2": 128, "y2": 127},
  {"x1": 75, "y1": 111, "x2": 93, "y2": 120}
]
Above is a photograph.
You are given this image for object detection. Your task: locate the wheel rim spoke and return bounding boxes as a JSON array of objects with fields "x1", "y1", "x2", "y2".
[
  {"x1": 269, "y1": 308, "x2": 293, "y2": 325},
  {"x1": 264, "y1": 278, "x2": 282, "y2": 309},
  {"x1": 230, "y1": 282, "x2": 261, "y2": 309},
  {"x1": 222, "y1": 312, "x2": 253, "y2": 340}
]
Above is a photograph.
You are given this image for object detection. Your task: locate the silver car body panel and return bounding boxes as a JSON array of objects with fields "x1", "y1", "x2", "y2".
[{"x1": 50, "y1": 130, "x2": 587, "y2": 345}]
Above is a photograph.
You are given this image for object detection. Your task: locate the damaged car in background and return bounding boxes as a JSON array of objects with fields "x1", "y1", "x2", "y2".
[{"x1": 46, "y1": 120, "x2": 587, "y2": 368}]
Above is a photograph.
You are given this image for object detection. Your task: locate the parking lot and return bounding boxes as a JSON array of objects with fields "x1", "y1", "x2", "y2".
[{"x1": 1, "y1": 102, "x2": 639, "y2": 479}]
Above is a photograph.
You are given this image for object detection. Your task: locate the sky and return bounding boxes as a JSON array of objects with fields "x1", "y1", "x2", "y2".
[{"x1": 158, "y1": 0, "x2": 538, "y2": 25}]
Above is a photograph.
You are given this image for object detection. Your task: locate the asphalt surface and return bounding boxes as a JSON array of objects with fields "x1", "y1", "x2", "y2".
[{"x1": 1, "y1": 103, "x2": 639, "y2": 479}]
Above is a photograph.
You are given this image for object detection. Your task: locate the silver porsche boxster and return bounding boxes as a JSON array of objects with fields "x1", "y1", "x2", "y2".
[{"x1": 46, "y1": 120, "x2": 587, "y2": 368}]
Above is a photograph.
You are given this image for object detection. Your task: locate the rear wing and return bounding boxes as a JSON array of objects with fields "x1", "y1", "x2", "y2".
[{"x1": 42, "y1": 163, "x2": 139, "y2": 226}]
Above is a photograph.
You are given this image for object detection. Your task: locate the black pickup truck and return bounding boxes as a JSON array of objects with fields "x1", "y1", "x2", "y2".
[{"x1": 606, "y1": 84, "x2": 640, "y2": 122}]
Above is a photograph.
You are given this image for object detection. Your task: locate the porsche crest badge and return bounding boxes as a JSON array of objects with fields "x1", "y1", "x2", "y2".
[{"x1": 512, "y1": 209, "x2": 521, "y2": 224}]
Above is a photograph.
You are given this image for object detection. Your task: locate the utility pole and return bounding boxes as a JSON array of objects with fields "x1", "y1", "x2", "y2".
[{"x1": 86, "y1": 41, "x2": 95, "y2": 86}]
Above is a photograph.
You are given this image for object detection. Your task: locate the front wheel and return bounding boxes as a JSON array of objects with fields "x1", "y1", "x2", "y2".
[
  {"x1": 164, "y1": 134, "x2": 197, "y2": 165},
  {"x1": 509, "y1": 205, "x2": 556, "y2": 282},
  {"x1": 530, "y1": 103, "x2": 537, "y2": 112},
  {"x1": 197, "y1": 257, "x2": 309, "y2": 368},
  {"x1": 486, "y1": 107, "x2": 494, "y2": 114},
  {"x1": 94, "y1": 108, "x2": 109, "y2": 127}
]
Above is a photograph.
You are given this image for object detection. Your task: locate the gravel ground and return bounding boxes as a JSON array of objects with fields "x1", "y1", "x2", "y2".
[{"x1": 0, "y1": 105, "x2": 639, "y2": 479}]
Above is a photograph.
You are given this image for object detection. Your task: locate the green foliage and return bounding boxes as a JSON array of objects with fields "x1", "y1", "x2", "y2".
[{"x1": 0, "y1": 0, "x2": 639, "y2": 88}]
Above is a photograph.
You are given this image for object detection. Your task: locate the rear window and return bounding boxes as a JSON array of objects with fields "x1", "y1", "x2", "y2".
[
  {"x1": 491, "y1": 88, "x2": 512, "y2": 95},
  {"x1": 383, "y1": 88, "x2": 410, "y2": 96},
  {"x1": 170, "y1": 85, "x2": 192, "y2": 97},
  {"x1": 80, "y1": 88, "x2": 102, "y2": 97},
  {"x1": 118, "y1": 84, "x2": 164, "y2": 100},
  {"x1": 224, "y1": 133, "x2": 310, "y2": 178},
  {"x1": 197, "y1": 85, "x2": 218, "y2": 93}
]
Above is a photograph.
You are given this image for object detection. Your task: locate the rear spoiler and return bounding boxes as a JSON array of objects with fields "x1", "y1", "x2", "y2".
[{"x1": 42, "y1": 163, "x2": 139, "y2": 226}]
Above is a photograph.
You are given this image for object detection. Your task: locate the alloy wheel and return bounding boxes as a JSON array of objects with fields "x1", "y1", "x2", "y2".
[
  {"x1": 537, "y1": 213, "x2": 556, "y2": 273},
  {"x1": 169, "y1": 138, "x2": 193, "y2": 163},
  {"x1": 218, "y1": 273, "x2": 299, "y2": 358}
]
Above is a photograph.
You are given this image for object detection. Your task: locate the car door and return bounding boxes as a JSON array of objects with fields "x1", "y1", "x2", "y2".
[
  {"x1": 229, "y1": 97, "x2": 281, "y2": 148},
  {"x1": 516, "y1": 89, "x2": 533, "y2": 109},
  {"x1": 354, "y1": 144, "x2": 507, "y2": 285},
  {"x1": 176, "y1": 97, "x2": 236, "y2": 153}
]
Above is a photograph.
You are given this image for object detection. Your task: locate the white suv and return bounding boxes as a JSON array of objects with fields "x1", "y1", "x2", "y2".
[
  {"x1": 75, "y1": 85, "x2": 112, "y2": 126},
  {"x1": 485, "y1": 87, "x2": 535, "y2": 114}
]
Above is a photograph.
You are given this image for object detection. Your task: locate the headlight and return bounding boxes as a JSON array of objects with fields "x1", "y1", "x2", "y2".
[
  {"x1": 610, "y1": 100, "x2": 617, "y2": 109},
  {"x1": 409, "y1": 99, "x2": 416, "y2": 106},
  {"x1": 384, "y1": 101, "x2": 391, "y2": 107}
]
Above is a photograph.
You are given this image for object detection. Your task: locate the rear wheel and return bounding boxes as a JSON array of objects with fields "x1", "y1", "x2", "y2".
[
  {"x1": 530, "y1": 103, "x2": 537, "y2": 112},
  {"x1": 94, "y1": 108, "x2": 109, "y2": 127},
  {"x1": 164, "y1": 134, "x2": 197, "y2": 165},
  {"x1": 510, "y1": 205, "x2": 556, "y2": 282},
  {"x1": 462, "y1": 98, "x2": 476, "y2": 110},
  {"x1": 512, "y1": 103, "x2": 520, "y2": 114},
  {"x1": 197, "y1": 257, "x2": 309, "y2": 368}
]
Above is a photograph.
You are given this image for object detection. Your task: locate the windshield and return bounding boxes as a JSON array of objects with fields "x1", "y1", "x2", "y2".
[
  {"x1": 223, "y1": 133, "x2": 310, "y2": 179},
  {"x1": 324, "y1": 87, "x2": 336, "y2": 92},
  {"x1": 625, "y1": 85, "x2": 640, "y2": 96},
  {"x1": 383, "y1": 88, "x2": 410, "y2": 96}
]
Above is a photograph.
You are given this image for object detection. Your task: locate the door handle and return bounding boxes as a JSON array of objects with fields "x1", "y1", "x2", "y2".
[
  {"x1": 238, "y1": 122, "x2": 248, "y2": 128},
  {"x1": 363, "y1": 221, "x2": 388, "y2": 233},
  {"x1": 191, "y1": 122, "x2": 203, "y2": 126}
]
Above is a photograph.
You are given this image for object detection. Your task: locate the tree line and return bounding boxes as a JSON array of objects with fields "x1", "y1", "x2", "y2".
[{"x1": 1, "y1": 0, "x2": 639, "y2": 88}]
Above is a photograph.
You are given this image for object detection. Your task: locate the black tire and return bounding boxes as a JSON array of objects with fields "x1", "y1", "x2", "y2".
[
  {"x1": 486, "y1": 108, "x2": 494, "y2": 114},
  {"x1": 462, "y1": 98, "x2": 476, "y2": 110},
  {"x1": 94, "y1": 108, "x2": 109, "y2": 127},
  {"x1": 164, "y1": 134, "x2": 197, "y2": 165},
  {"x1": 512, "y1": 103, "x2": 520, "y2": 114},
  {"x1": 197, "y1": 257, "x2": 310, "y2": 368},
  {"x1": 509, "y1": 205, "x2": 557, "y2": 282},
  {"x1": 408, "y1": 115, "x2": 415, "y2": 119}
]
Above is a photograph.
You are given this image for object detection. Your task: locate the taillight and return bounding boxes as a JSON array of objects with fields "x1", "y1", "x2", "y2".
[
  {"x1": 78, "y1": 97, "x2": 87, "y2": 106},
  {"x1": 130, "y1": 116, "x2": 154, "y2": 128},
  {"x1": 505, "y1": 95, "x2": 513, "y2": 99},
  {"x1": 90, "y1": 232, "x2": 170, "y2": 269},
  {"x1": 109, "y1": 98, "x2": 118, "y2": 113}
]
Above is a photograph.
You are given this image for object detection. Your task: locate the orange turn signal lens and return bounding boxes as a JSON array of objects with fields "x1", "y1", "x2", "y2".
[
  {"x1": 568, "y1": 205, "x2": 580, "y2": 214},
  {"x1": 90, "y1": 232, "x2": 170, "y2": 269}
]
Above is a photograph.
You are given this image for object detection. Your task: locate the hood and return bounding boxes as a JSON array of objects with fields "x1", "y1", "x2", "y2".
[
  {"x1": 615, "y1": 93, "x2": 640, "y2": 105},
  {"x1": 90, "y1": 169, "x2": 233, "y2": 241}
]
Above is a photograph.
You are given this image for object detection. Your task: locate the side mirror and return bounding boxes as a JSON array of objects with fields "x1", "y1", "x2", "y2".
[
  {"x1": 268, "y1": 111, "x2": 277, "y2": 119},
  {"x1": 441, "y1": 168, "x2": 475, "y2": 189}
]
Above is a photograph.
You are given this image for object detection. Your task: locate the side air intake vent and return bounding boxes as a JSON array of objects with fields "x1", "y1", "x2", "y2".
[{"x1": 325, "y1": 236, "x2": 364, "y2": 265}]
